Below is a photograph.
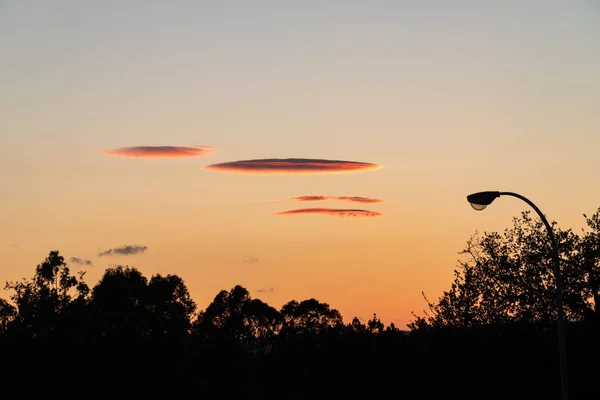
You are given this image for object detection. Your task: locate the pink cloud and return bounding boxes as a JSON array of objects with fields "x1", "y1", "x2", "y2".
[
  {"x1": 103, "y1": 145, "x2": 216, "y2": 158},
  {"x1": 204, "y1": 158, "x2": 381, "y2": 175},
  {"x1": 291, "y1": 196, "x2": 383, "y2": 204},
  {"x1": 274, "y1": 207, "x2": 382, "y2": 218}
]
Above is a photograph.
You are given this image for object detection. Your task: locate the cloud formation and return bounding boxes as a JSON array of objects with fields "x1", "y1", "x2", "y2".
[
  {"x1": 69, "y1": 257, "x2": 93, "y2": 266},
  {"x1": 103, "y1": 145, "x2": 216, "y2": 159},
  {"x1": 291, "y1": 196, "x2": 383, "y2": 204},
  {"x1": 274, "y1": 207, "x2": 382, "y2": 218},
  {"x1": 204, "y1": 158, "x2": 380, "y2": 175},
  {"x1": 243, "y1": 256, "x2": 259, "y2": 265},
  {"x1": 98, "y1": 245, "x2": 148, "y2": 257},
  {"x1": 255, "y1": 288, "x2": 276, "y2": 293}
]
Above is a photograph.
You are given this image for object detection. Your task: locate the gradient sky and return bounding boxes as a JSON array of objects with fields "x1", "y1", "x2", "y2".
[{"x1": 1, "y1": 1, "x2": 599, "y2": 327}]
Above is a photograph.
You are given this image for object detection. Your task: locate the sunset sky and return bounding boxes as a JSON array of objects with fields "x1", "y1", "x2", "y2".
[{"x1": 1, "y1": 1, "x2": 599, "y2": 327}]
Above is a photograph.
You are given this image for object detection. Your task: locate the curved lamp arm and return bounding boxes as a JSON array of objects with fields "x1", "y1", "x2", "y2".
[
  {"x1": 491, "y1": 191, "x2": 568, "y2": 400},
  {"x1": 499, "y1": 192, "x2": 560, "y2": 270}
]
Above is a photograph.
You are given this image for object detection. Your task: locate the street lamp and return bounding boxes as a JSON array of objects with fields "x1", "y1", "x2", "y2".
[{"x1": 467, "y1": 191, "x2": 569, "y2": 400}]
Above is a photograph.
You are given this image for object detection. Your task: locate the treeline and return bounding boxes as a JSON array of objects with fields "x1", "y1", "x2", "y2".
[
  {"x1": 412, "y1": 208, "x2": 600, "y2": 328},
  {"x1": 1, "y1": 208, "x2": 599, "y2": 399}
]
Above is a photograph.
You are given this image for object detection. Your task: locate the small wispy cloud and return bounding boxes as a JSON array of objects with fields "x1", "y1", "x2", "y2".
[
  {"x1": 204, "y1": 158, "x2": 381, "y2": 175},
  {"x1": 98, "y1": 245, "x2": 148, "y2": 257},
  {"x1": 291, "y1": 196, "x2": 383, "y2": 204},
  {"x1": 102, "y1": 145, "x2": 216, "y2": 159},
  {"x1": 69, "y1": 257, "x2": 93, "y2": 266},
  {"x1": 243, "y1": 256, "x2": 259, "y2": 265},
  {"x1": 254, "y1": 288, "x2": 276, "y2": 293},
  {"x1": 274, "y1": 207, "x2": 382, "y2": 218}
]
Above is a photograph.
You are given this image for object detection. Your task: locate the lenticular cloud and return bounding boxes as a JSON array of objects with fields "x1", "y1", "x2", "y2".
[
  {"x1": 204, "y1": 158, "x2": 381, "y2": 175},
  {"x1": 103, "y1": 145, "x2": 216, "y2": 158},
  {"x1": 291, "y1": 196, "x2": 383, "y2": 204},
  {"x1": 274, "y1": 207, "x2": 382, "y2": 218}
]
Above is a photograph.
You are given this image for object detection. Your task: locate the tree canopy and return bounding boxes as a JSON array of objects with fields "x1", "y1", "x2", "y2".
[
  {"x1": 410, "y1": 207, "x2": 600, "y2": 330},
  {"x1": 1, "y1": 207, "x2": 600, "y2": 399}
]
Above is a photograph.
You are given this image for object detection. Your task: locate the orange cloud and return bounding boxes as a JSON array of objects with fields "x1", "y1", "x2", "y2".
[
  {"x1": 103, "y1": 145, "x2": 216, "y2": 158},
  {"x1": 291, "y1": 196, "x2": 383, "y2": 204},
  {"x1": 204, "y1": 158, "x2": 381, "y2": 174},
  {"x1": 274, "y1": 207, "x2": 382, "y2": 218}
]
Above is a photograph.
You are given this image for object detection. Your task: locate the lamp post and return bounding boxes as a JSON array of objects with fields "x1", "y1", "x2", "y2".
[{"x1": 466, "y1": 191, "x2": 568, "y2": 400}]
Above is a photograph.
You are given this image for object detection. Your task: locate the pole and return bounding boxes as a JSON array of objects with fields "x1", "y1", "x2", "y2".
[{"x1": 500, "y1": 192, "x2": 569, "y2": 400}]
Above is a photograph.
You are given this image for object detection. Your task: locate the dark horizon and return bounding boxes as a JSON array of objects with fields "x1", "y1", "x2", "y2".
[{"x1": 2, "y1": 207, "x2": 600, "y2": 399}]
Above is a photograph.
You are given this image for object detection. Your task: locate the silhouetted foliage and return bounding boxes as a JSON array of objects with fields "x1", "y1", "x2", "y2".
[
  {"x1": 280, "y1": 298, "x2": 343, "y2": 335},
  {"x1": 4, "y1": 251, "x2": 89, "y2": 338},
  {"x1": 0, "y1": 298, "x2": 15, "y2": 332},
  {"x1": 2, "y1": 208, "x2": 600, "y2": 399},
  {"x1": 410, "y1": 208, "x2": 600, "y2": 330}
]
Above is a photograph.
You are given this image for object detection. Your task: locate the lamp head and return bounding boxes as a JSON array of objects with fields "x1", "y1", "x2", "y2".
[{"x1": 467, "y1": 191, "x2": 501, "y2": 211}]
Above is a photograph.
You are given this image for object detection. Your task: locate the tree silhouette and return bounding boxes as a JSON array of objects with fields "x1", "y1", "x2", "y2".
[
  {"x1": 411, "y1": 209, "x2": 600, "y2": 329},
  {"x1": 2, "y1": 209, "x2": 600, "y2": 399},
  {"x1": 146, "y1": 273, "x2": 196, "y2": 337},
  {"x1": 4, "y1": 251, "x2": 88, "y2": 338},
  {"x1": 577, "y1": 210, "x2": 600, "y2": 316},
  {"x1": 348, "y1": 316, "x2": 367, "y2": 334},
  {"x1": 280, "y1": 298, "x2": 343, "y2": 335},
  {"x1": 0, "y1": 298, "x2": 16, "y2": 333},
  {"x1": 91, "y1": 265, "x2": 149, "y2": 337},
  {"x1": 367, "y1": 313, "x2": 384, "y2": 333}
]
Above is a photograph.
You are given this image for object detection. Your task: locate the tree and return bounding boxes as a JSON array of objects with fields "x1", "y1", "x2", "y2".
[
  {"x1": 411, "y1": 211, "x2": 596, "y2": 330},
  {"x1": 90, "y1": 267, "x2": 197, "y2": 339},
  {"x1": 242, "y1": 298, "x2": 283, "y2": 340},
  {"x1": 367, "y1": 313, "x2": 384, "y2": 334},
  {"x1": 90, "y1": 266, "x2": 148, "y2": 337},
  {"x1": 280, "y1": 298, "x2": 343, "y2": 335},
  {"x1": 0, "y1": 298, "x2": 16, "y2": 333},
  {"x1": 194, "y1": 285, "x2": 282, "y2": 346},
  {"x1": 348, "y1": 317, "x2": 367, "y2": 334},
  {"x1": 146, "y1": 274, "x2": 197, "y2": 337},
  {"x1": 577, "y1": 209, "x2": 600, "y2": 316},
  {"x1": 4, "y1": 251, "x2": 89, "y2": 337}
]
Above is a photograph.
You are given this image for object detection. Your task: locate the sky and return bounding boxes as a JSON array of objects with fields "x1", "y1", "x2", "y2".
[{"x1": 1, "y1": 0, "x2": 599, "y2": 327}]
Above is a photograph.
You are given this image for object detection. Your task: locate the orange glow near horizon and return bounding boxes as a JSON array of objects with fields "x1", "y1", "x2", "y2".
[
  {"x1": 4, "y1": 1, "x2": 599, "y2": 329},
  {"x1": 274, "y1": 207, "x2": 382, "y2": 218},
  {"x1": 204, "y1": 158, "x2": 382, "y2": 174},
  {"x1": 103, "y1": 146, "x2": 217, "y2": 158}
]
